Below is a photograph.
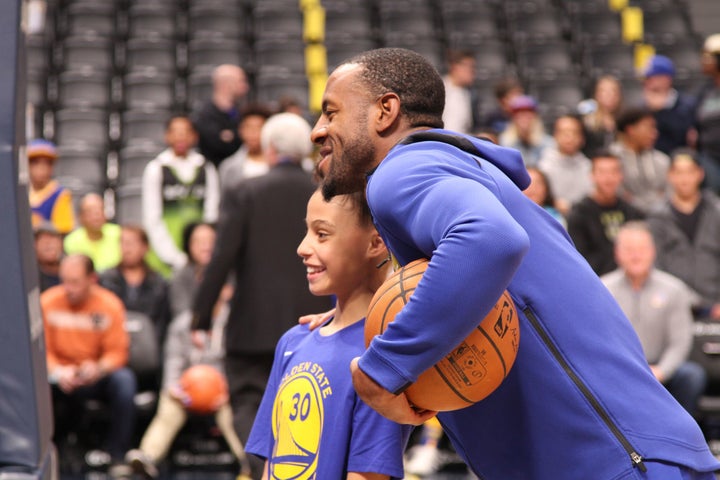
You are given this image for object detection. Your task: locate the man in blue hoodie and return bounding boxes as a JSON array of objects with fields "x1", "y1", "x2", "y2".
[{"x1": 310, "y1": 48, "x2": 720, "y2": 479}]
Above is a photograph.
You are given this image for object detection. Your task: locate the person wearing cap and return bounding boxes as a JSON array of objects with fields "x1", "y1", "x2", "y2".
[
  {"x1": 696, "y1": 34, "x2": 720, "y2": 193},
  {"x1": 27, "y1": 139, "x2": 75, "y2": 235},
  {"x1": 641, "y1": 55, "x2": 697, "y2": 156},
  {"x1": 498, "y1": 94, "x2": 554, "y2": 167}
]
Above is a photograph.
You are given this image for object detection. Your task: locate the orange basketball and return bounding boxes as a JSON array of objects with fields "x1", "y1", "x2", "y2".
[
  {"x1": 179, "y1": 364, "x2": 229, "y2": 414},
  {"x1": 365, "y1": 258, "x2": 519, "y2": 411}
]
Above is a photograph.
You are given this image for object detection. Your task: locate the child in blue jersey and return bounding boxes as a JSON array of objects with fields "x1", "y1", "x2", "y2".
[{"x1": 245, "y1": 189, "x2": 411, "y2": 479}]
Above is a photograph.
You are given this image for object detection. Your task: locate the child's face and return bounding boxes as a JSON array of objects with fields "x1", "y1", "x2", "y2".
[
  {"x1": 239, "y1": 115, "x2": 266, "y2": 155},
  {"x1": 189, "y1": 224, "x2": 216, "y2": 267},
  {"x1": 165, "y1": 118, "x2": 197, "y2": 157},
  {"x1": 119, "y1": 229, "x2": 148, "y2": 268},
  {"x1": 28, "y1": 156, "x2": 54, "y2": 189},
  {"x1": 554, "y1": 117, "x2": 584, "y2": 155},
  {"x1": 297, "y1": 191, "x2": 378, "y2": 299}
]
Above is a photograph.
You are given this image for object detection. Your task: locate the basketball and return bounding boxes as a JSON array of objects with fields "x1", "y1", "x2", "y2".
[
  {"x1": 365, "y1": 258, "x2": 519, "y2": 412},
  {"x1": 179, "y1": 364, "x2": 229, "y2": 415}
]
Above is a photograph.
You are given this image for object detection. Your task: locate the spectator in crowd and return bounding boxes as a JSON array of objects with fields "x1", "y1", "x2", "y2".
[
  {"x1": 579, "y1": 75, "x2": 623, "y2": 157},
  {"x1": 602, "y1": 221, "x2": 707, "y2": 417},
  {"x1": 64, "y1": 193, "x2": 122, "y2": 272},
  {"x1": 99, "y1": 225, "x2": 171, "y2": 354},
  {"x1": 538, "y1": 115, "x2": 592, "y2": 216},
  {"x1": 126, "y1": 284, "x2": 251, "y2": 479},
  {"x1": 567, "y1": 152, "x2": 645, "y2": 276},
  {"x1": 218, "y1": 103, "x2": 273, "y2": 191},
  {"x1": 246, "y1": 189, "x2": 410, "y2": 478},
  {"x1": 34, "y1": 222, "x2": 63, "y2": 292},
  {"x1": 142, "y1": 115, "x2": 220, "y2": 276},
  {"x1": 169, "y1": 222, "x2": 216, "y2": 319},
  {"x1": 191, "y1": 113, "x2": 332, "y2": 478},
  {"x1": 27, "y1": 139, "x2": 75, "y2": 234},
  {"x1": 442, "y1": 49, "x2": 478, "y2": 134},
  {"x1": 499, "y1": 95, "x2": 554, "y2": 167},
  {"x1": 648, "y1": 149, "x2": 720, "y2": 320},
  {"x1": 481, "y1": 76, "x2": 524, "y2": 136},
  {"x1": 524, "y1": 167, "x2": 566, "y2": 228},
  {"x1": 610, "y1": 107, "x2": 671, "y2": 213},
  {"x1": 41, "y1": 254, "x2": 136, "y2": 476},
  {"x1": 696, "y1": 34, "x2": 720, "y2": 193},
  {"x1": 191, "y1": 64, "x2": 249, "y2": 168},
  {"x1": 641, "y1": 55, "x2": 697, "y2": 156}
]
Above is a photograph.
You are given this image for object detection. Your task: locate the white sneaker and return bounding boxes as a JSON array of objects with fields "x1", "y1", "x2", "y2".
[
  {"x1": 405, "y1": 444, "x2": 442, "y2": 476},
  {"x1": 125, "y1": 449, "x2": 159, "y2": 479}
]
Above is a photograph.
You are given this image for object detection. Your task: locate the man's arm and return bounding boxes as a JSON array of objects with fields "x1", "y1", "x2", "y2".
[
  {"x1": 191, "y1": 187, "x2": 247, "y2": 331},
  {"x1": 655, "y1": 284, "x2": 694, "y2": 381},
  {"x1": 361, "y1": 155, "x2": 529, "y2": 406}
]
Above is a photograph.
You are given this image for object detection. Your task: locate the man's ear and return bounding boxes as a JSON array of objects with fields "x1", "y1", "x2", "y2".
[{"x1": 375, "y1": 92, "x2": 402, "y2": 134}]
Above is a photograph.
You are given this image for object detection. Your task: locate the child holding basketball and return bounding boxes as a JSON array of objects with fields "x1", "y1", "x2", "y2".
[{"x1": 245, "y1": 189, "x2": 411, "y2": 479}]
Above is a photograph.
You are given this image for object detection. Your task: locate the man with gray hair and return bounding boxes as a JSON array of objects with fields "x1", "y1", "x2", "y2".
[{"x1": 191, "y1": 113, "x2": 332, "y2": 478}]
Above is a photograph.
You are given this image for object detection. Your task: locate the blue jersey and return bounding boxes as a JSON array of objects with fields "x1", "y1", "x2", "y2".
[
  {"x1": 246, "y1": 319, "x2": 410, "y2": 479},
  {"x1": 361, "y1": 130, "x2": 719, "y2": 479}
]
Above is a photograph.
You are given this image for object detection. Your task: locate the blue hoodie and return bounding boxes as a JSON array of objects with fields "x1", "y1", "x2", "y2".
[{"x1": 361, "y1": 129, "x2": 719, "y2": 479}]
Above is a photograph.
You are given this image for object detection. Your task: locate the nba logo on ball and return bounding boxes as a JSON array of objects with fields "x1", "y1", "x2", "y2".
[{"x1": 365, "y1": 259, "x2": 519, "y2": 411}]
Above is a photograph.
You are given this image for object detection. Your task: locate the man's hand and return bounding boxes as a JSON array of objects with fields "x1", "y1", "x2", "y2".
[
  {"x1": 350, "y1": 357, "x2": 437, "y2": 425},
  {"x1": 56, "y1": 366, "x2": 80, "y2": 393},
  {"x1": 299, "y1": 308, "x2": 336, "y2": 331},
  {"x1": 191, "y1": 330, "x2": 207, "y2": 349},
  {"x1": 76, "y1": 360, "x2": 104, "y2": 386}
]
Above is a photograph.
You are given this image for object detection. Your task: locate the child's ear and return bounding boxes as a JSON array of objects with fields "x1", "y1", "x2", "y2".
[{"x1": 367, "y1": 232, "x2": 387, "y2": 260}]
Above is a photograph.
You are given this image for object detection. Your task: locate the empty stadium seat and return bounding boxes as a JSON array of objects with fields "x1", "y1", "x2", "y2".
[
  {"x1": 255, "y1": 36, "x2": 305, "y2": 76},
  {"x1": 382, "y1": 32, "x2": 444, "y2": 71},
  {"x1": 187, "y1": 37, "x2": 251, "y2": 74},
  {"x1": 26, "y1": 33, "x2": 51, "y2": 75},
  {"x1": 54, "y1": 143, "x2": 106, "y2": 193},
  {"x1": 378, "y1": 0, "x2": 436, "y2": 38},
  {"x1": 188, "y1": 1, "x2": 246, "y2": 41},
  {"x1": 118, "y1": 142, "x2": 164, "y2": 185},
  {"x1": 584, "y1": 41, "x2": 637, "y2": 80},
  {"x1": 252, "y1": 2, "x2": 303, "y2": 41},
  {"x1": 114, "y1": 181, "x2": 143, "y2": 224},
  {"x1": 125, "y1": 36, "x2": 177, "y2": 74},
  {"x1": 61, "y1": 1, "x2": 116, "y2": 38},
  {"x1": 570, "y1": 7, "x2": 623, "y2": 46},
  {"x1": 529, "y1": 77, "x2": 586, "y2": 120},
  {"x1": 506, "y1": 2, "x2": 565, "y2": 44},
  {"x1": 441, "y1": 0, "x2": 501, "y2": 45},
  {"x1": 254, "y1": 71, "x2": 308, "y2": 110},
  {"x1": 324, "y1": 32, "x2": 376, "y2": 72},
  {"x1": 324, "y1": 1, "x2": 373, "y2": 38},
  {"x1": 515, "y1": 40, "x2": 578, "y2": 82},
  {"x1": 54, "y1": 107, "x2": 109, "y2": 151},
  {"x1": 123, "y1": 70, "x2": 176, "y2": 110},
  {"x1": 121, "y1": 107, "x2": 172, "y2": 148},
  {"x1": 642, "y1": 9, "x2": 692, "y2": 46},
  {"x1": 186, "y1": 68, "x2": 213, "y2": 112},
  {"x1": 57, "y1": 69, "x2": 112, "y2": 109},
  {"x1": 58, "y1": 34, "x2": 114, "y2": 72},
  {"x1": 127, "y1": 3, "x2": 179, "y2": 39}
]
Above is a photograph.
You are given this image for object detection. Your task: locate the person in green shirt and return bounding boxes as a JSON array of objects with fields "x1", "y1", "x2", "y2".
[{"x1": 64, "y1": 193, "x2": 122, "y2": 272}]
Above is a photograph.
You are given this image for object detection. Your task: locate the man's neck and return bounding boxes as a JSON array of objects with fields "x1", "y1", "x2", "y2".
[
  {"x1": 212, "y1": 92, "x2": 235, "y2": 112},
  {"x1": 627, "y1": 272, "x2": 649, "y2": 291},
  {"x1": 592, "y1": 190, "x2": 618, "y2": 206},
  {"x1": 39, "y1": 261, "x2": 60, "y2": 275},
  {"x1": 86, "y1": 227, "x2": 103, "y2": 241},
  {"x1": 671, "y1": 192, "x2": 702, "y2": 214},
  {"x1": 121, "y1": 264, "x2": 146, "y2": 286}
]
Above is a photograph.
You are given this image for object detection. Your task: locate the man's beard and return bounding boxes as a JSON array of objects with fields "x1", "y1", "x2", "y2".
[{"x1": 321, "y1": 139, "x2": 375, "y2": 201}]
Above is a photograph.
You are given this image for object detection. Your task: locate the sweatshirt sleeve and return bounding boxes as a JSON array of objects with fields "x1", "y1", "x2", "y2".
[
  {"x1": 361, "y1": 152, "x2": 529, "y2": 394},
  {"x1": 142, "y1": 160, "x2": 188, "y2": 269},
  {"x1": 52, "y1": 188, "x2": 76, "y2": 235}
]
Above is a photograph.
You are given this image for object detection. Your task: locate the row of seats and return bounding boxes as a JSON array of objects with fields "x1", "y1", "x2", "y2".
[{"x1": 30, "y1": 0, "x2": 706, "y2": 225}]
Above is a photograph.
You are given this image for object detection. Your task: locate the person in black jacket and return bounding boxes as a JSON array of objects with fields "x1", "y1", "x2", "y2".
[
  {"x1": 191, "y1": 112, "x2": 332, "y2": 478},
  {"x1": 567, "y1": 152, "x2": 645, "y2": 276},
  {"x1": 191, "y1": 64, "x2": 249, "y2": 167},
  {"x1": 100, "y1": 225, "x2": 171, "y2": 355}
]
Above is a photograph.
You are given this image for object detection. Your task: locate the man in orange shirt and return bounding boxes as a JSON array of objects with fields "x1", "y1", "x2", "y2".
[{"x1": 41, "y1": 254, "x2": 136, "y2": 474}]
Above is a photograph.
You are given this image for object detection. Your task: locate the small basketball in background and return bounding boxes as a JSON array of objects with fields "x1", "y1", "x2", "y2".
[
  {"x1": 179, "y1": 364, "x2": 229, "y2": 414},
  {"x1": 365, "y1": 258, "x2": 520, "y2": 411}
]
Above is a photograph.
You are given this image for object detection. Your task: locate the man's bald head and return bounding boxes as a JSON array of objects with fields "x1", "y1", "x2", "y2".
[{"x1": 212, "y1": 64, "x2": 249, "y2": 100}]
